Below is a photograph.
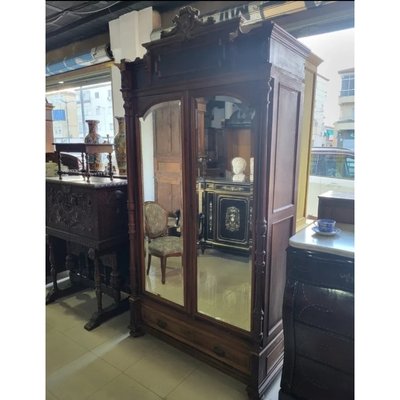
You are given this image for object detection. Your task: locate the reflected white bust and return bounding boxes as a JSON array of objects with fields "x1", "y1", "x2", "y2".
[{"x1": 231, "y1": 157, "x2": 247, "y2": 182}]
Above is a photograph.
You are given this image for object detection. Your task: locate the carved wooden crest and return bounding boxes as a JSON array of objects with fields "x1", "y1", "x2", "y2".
[{"x1": 161, "y1": 6, "x2": 215, "y2": 40}]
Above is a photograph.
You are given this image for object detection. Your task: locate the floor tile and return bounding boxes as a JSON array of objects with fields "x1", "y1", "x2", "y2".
[
  {"x1": 46, "y1": 288, "x2": 118, "y2": 332},
  {"x1": 61, "y1": 310, "x2": 130, "y2": 352},
  {"x1": 166, "y1": 364, "x2": 247, "y2": 400},
  {"x1": 124, "y1": 339, "x2": 199, "y2": 398},
  {"x1": 46, "y1": 390, "x2": 59, "y2": 400},
  {"x1": 46, "y1": 281, "x2": 280, "y2": 400},
  {"x1": 87, "y1": 373, "x2": 162, "y2": 400},
  {"x1": 91, "y1": 331, "x2": 157, "y2": 371},
  {"x1": 46, "y1": 302, "x2": 87, "y2": 333},
  {"x1": 46, "y1": 329, "x2": 88, "y2": 375},
  {"x1": 47, "y1": 356, "x2": 121, "y2": 400}
]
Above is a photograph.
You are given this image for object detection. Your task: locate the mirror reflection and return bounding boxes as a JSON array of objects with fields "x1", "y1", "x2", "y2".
[
  {"x1": 140, "y1": 100, "x2": 184, "y2": 305},
  {"x1": 196, "y1": 96, "x2": 254, "y2": 331}
]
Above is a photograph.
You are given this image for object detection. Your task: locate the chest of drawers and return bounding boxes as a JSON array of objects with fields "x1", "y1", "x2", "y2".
[{"x1": 279, "y1": 224, "x2": 354, "y2": 400}]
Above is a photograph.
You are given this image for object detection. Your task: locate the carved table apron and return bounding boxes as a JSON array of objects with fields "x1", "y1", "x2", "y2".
[{"x1": 46, "y1": 176, "x2": 129, "y2": 330}]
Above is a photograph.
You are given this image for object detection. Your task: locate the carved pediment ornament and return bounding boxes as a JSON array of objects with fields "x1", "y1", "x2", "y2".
[{"x1": 161, "y1": 6, "x2": 215, "y2": 40}]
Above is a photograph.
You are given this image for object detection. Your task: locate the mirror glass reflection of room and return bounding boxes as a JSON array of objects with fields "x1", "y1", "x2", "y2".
[
  {"x1": 139, "y1": 96, "x2": 254, "y2": 331},
  {"x1": 140, "y1": 100, "x2": 184, "y2": 306},
  {"x1": 195, "y1": 96, "x2": 254, "y2": 331}
]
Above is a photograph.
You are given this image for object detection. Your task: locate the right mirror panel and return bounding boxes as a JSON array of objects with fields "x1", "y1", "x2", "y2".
[{"x1": 195, "y1": 96, "x2": 254, "y2": 331}]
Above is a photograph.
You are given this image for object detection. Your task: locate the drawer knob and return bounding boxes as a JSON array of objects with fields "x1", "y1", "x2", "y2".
[
  {"x1": 157, "y1": 319, "x2": 167, "y2": 329},
  {"x1": 213, "y1": 345, "x2": 225, "y2": 357}
]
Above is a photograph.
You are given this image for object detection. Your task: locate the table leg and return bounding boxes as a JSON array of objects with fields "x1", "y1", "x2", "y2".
[
  {"x1": 46, "y1": 237, "x2": 85, "y2": 304},
  {"x1": 84, "y1": 248, "x2": 129, "y2": 331},
  {"x1": 46, "y1": 235, "x2": 59, "y2": 304},
  {"x1": 110, "y1": 252, "x2": 120, "y2": 303},
  {"x1": 84, "y1": 248, "x2": 103, "y2": 330}
]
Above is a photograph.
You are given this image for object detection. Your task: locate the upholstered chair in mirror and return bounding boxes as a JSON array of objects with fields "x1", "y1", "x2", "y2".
[{"x1": 144, "y1": 201, "x2": 183, "y2": 284}]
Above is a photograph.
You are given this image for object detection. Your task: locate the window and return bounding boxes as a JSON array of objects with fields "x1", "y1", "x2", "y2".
[
  {"x1": 345, "y1": 156, "x2": 354, "y2": 178},
  {"x1": 52, "y1": 109, "x2": 66, "y2": 121},
  {"x1": 299, "y1": 29, "x2": 354, "y2": 219},
  {"x1": 82, "y1": 90, "x2": 91, "y2": 102},
  {"x1": 340, "y1": 74, "x2": 354, "y2": 96},
  {"x1": 46, "y1": 81, "x2": 113, "y2": 144}
]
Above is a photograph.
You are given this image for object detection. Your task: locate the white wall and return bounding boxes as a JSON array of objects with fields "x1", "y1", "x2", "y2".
[
  {"x1": 108, "y1": 7, "x2": 161, "y2": 123},
  {"x1": 108, "y1": 7, "x2": 160, "y2": 180}
]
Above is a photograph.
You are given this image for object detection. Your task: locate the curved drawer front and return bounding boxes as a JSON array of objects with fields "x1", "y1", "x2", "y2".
[
  {"x1": 294, "y1": 283, "x2": 354, "y2": 338},
  {"x1": 291, "y1": 355, "x2": 353, "y2": 400},
  {"x1": 295, "y1": 322, "x2": 353, "y2": 374}
]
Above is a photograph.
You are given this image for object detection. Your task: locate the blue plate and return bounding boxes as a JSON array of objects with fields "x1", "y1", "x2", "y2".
[{"x1": 312, "y1": 226, "x2": 341, "y2": 236}]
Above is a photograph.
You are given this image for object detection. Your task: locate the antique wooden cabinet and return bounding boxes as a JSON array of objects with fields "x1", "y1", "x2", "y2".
[
  {"x1": 120, "y1": 7, "x2": 309, "y2": 399},
  {"x1": 280, "y1": 224, "x2": 354, "y2": 399},
  {"x1": 200, "y1": 178, "x2": 253, "y2": 253},
  {"x1": 318, "y1": 190, "x2": 354, "y2": 224}
]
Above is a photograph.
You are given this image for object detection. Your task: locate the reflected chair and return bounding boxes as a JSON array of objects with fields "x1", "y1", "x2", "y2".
[{"x1": 144, "y1": 201, "x2": 183, "y2": 284}]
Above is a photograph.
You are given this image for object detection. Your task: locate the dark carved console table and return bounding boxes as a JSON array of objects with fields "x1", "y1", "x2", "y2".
[{"x1": 46, "y1": 175, "x2": 129, "y2": 330}]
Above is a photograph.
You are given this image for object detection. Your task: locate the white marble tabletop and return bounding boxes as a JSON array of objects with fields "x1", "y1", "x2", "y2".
[
  {"x1": 289, "y1": 223, "x2": 354, "y2": 258},
  {"x1": 46, "y1": 175, "x2": 127, "y2": 187}
]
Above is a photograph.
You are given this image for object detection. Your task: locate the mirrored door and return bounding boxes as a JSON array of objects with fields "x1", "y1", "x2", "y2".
[
  {"x1": 139, "y1": 100, "x2": 184, "y2": 306},
  {"x1": 195, "y1": 95, "x2": 255, "y2": 331}
]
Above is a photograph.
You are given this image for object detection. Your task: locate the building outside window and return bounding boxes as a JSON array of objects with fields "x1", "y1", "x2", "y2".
[
  {"x1": 335, "y1": 68, "x2": 355, "y2": 150},
  {"x1": 46, "y1": 82, "x2": 114, "y2": 144},
  {"x1": 340, "y1": 72, "x2": 355, "y2": 96},
  {"x1": 299, "y1": 29, "x2": 354, "y2": 219}
]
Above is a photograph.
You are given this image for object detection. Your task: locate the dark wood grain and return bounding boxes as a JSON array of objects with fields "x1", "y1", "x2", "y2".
[
  {"x1": 46, "y1": 177, "x2": 130, "y2": 330},
  {"x1": 121, "y1": 7, "x2": 309, "y2": 399}
]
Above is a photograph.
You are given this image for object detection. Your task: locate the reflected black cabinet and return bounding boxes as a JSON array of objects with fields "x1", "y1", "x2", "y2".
[
  {"x1": 120, "y1": 6, "x2": 309, "y2": 399},
  {"x1": 202, "y1": 179, "x2": 252, "y2": 252}
]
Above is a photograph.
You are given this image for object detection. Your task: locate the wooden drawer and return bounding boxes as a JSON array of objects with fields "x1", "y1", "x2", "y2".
[
  {"x1": 290, "y1": 355, "x2": 353, "y2": 400},
  {"x1": 142, "y1": 304, "x2": 194, "y2": 343},
  {"x1": 293, "y1": 282, "x2": 354, "y2": 338},
  {"x1": 287, "y1": 248, "x2": 354, "y2": 293},
  {"x1": 141, "y1": 304, "x2": 251, "y2": 375},
  {"x1": 295, "y1": 322, "x2": 353, "y2": 374},
  {"x1": 191, "y1": 328, "x2": 251, "y2": 375}
]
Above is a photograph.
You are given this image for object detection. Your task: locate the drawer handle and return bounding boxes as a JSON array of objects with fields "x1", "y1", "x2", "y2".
[
  {"x1": 157, "y1": 319, "x2": 167, "y2": 329},
  {"x1": 213, "y1": 345, "x2": 225, "y2": 357}
]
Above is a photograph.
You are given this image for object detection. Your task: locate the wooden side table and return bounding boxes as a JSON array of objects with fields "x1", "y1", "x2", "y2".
[{"x1": 46, "y1": 176, "x2": 129, "y2": 330}]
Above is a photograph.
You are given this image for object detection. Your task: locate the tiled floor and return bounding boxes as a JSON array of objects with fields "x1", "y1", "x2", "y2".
[{"x1": 46, "y1": 283, "x2": 281, "y2": 400}]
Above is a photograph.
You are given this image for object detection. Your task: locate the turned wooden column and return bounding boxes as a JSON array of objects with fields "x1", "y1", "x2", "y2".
[{"x1": 46, "y1": 100, "x2": 55, "y2": 153}]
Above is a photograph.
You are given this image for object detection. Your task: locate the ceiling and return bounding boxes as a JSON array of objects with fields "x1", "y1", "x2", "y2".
[
  {"x1": 46, "y1": 1, "x2": 354, "y2": 54},
  {"x1": 46, "y1": 1, "x2": 191, "y2": 52}
]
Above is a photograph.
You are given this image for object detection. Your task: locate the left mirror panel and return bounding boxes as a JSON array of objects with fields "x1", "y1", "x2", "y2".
[{"x1": 139, "y1": 101, "x2": 184, "y2": 306}]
